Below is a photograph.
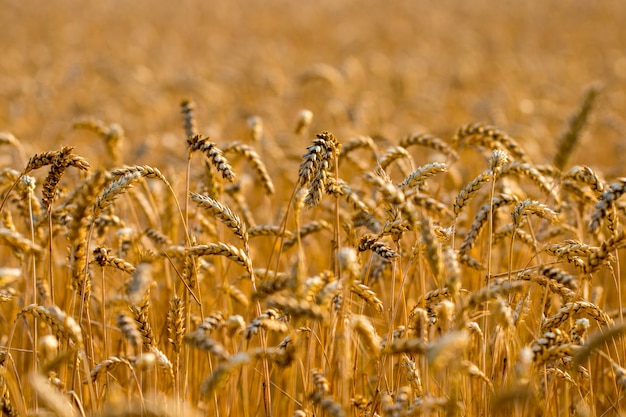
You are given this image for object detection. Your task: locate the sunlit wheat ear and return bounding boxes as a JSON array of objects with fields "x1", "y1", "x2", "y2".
[
  {"x1": 244, "y1": 308, "x2": 289, "y2": 339},
  {"x1": 294, "y1": 109, "x2": 314, "y2": 134},
  {"x1": 0, "y1": 227, "x2": 43, "y2": 256},
  {"x1": 267, "y1": 294, "x2": 327, "y2": 321},
  {"x1": 200, "y1": 352, "x2": 250, "y2": 396},
  {"x1": 298, "y1": 131, "x2": 340, "y2": 196},
  {"x1": 0, "y1": 131, "x2": 22, "y2": 151},
  {"x1": 400, "y1": 132, "x2": 459, "y2": 161},
  {"x1": 125, "y1": 261, "x2": 153, "y2": 305},
  {"x1": 350, "y1": 281, "x2": 383, "y2": 313},
  {"x1": 252, "y1": 270, "x2": 292, "y2": 300},
  {"x1": 93, "y1": 171, "x2": 142, "y2": 219},
  {"x1": 378, "y1": 145, "x2": 411, "y2": 172},
  {"x1": 166, "y1": 294, "x2": 185, "y2": 355},
  {"x1": 498, "y1": 162, "x2": 559, "y2": 202},
  {"x1": 453, "y1": 169, "x2": 492, "y2": 216},
  {"x1": 563, "y1": 165, "x2": 605, "y2": 195},
  {"x1": 116, "y1": 311, "x2": 142, "y2": 351},
  {"x1": 350, "y1": 314, "x2": 381, "y2": 357},
  {"x1": 511, "y1": 199, "x2": 558, "y2": 226},
  {"x1": 573, "y1": 323, "x2": 626, "y2": 366},
  {"x1": 190, "y1": 192, "x2": 248, "y2": 245},
  {"x1": 541, "y1": 301, "x2": 613, "y2": 332},
  {"x1": 222, "y1": 283, "x2": 249, "y2": 308},
  {"x1": 184, "y1": 330, "x2": 229, "y2": 360},
  {"x1": 358, "y1": 235, "x2": 399, "y2": 259},
  {"x1": 463, "y1": 279, "x2": 527, "y2": 312},
  {"x1": 18, "y1": 305, "x2": 83, "y2": 347},
  {"x1": 588, "y1": 178, "x2": 626, "y2": 234},
  {"x1": 585, "y1": 231, "x2": 626, "y2": 273},
  {"x1": 339, "y1": 135, "x2": 379, "y2": 170},
  {"x1": 516, "y1": 269, "x2": 576, "y2": 301},
  {"x1": 454, "y1": 122, "x2": 528, "y2": 163},
  {"x1": 176, "y1": 243, "x2": 253, "y2": 278},
  {"x1": 538, "y1": 265, "x2": 578, "y2": 291},
  {"x1": 460, "y1": 193, "x2": 517, "y2": 254},
  {"x1": 461, "y1": 360, "x2": 494, "y2": 392},
  {"x1": 86, "y1": 355, "x2": 133, "y2": 383},
  {"x1": 398, "y1": 162, "x2": 447, "y2": 191},
  {"x1": 30, "y1": 372, "x2": 77, "y2": 417},
  {"x1": 283, "y1": 220, "x2": 331, "y2": 249},
  {"x1": 553, "y1": 84, "x2": 601, "y2": 171},
  {"x1": 181, "y1": 99, "x2": 198, "y2": 139},
  {"x1": 401, "y1": 355, "x2": 423, "y2": 395},
  {"x1": 74, "y1": 117, "x2": 124, "y2": 166},
  {"x1": 23, "y1": 146, "x2": 90, "y2": 175},
  {"x1": 92, "y1": 246, "x2": 136, "y2": 274},
  {"x1": 187, "y1": 135, "x2": 236, "y2": 182},
  {"x1": 222, "y1": 142, "x2": 274, "y2": 195},
  {"x1": 129, "y1": 301, "x2": 155, "y2": 349}
]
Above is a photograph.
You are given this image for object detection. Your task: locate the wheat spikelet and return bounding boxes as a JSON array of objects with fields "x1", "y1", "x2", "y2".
[
  {"x1": 23, "y1": 146, "x2": 90, "y2": 174},
  {"x1": 85, "y1": 355, "x2": 133, "y2": 383},
  {"x1": 358, "y1": 235, "x2": 399, "y2": 259},
  {"x1": 184, "y1": 330, "x2": 229, "y2": 360},
  {"x1": 248, "y1": 225, "x2": 294, "y2": 239},
  {"x1": 18, "y1": 304, "x2": 83, "y2": 347},
  {"x1": 92, "y1": 246, "x2": 136, "y2": 274},
  {"x1": 267, "y1": 294, "x2": 327, "y2": 321},
  {"x1": 350, "y1": 314, "x2": 381, "y2": 357},
  {"x1": 184, "y1": 243, "x2": 253, "y2": 277},
  {"x1": 350, "y1": 281, "x2": 383, "y2": 313},
  {"x1": 563, "y1": 165, "x2": 605, "y2": 195},
  {"x1": 222, "y1": 142, "x2": 275, "y2": 195},
  {"x1": 180, "y1": 99, "x2": 198, "y2": 139},
  {"x1": 464, "y1": 279, "x2": 527, "y2": 311},
  {"x1": 585, "y1": 231, "x2": 626, "y2": 273},
  {"x1": 222, "y1": 283, "x2": 249, "y2": 308},
  {"x1": 538, "y1": 265, "x2": 578, "y2": 291},
  {"x1": 0, "y1": 227, "x2": 43, "y2": 255},
  {"x1": 398, "y1": 162, "x2": 447, "y2": 191},
  {"x1": 499, "y1": 162, "x2": 558, "y2": 202},
  {"x1": 244, "y1": 308, "x2": 289, "y2": 339},
  {"x1": 74, "y1": 117, "x2": 123, "y2": 166},
  {"x1": 541, "y1": 301, "x2": 612, "y2": 331},
  {"x1": 188, "y1": 135, "x2": 236, "y2": 182},
  {"x1": 420, "y1": 216, "x2": 442, "y2": 281},
  {"x1": 200, "y1": 352, "x2": 250, "y2": 396},
  {"x1": 339, "y1": 135, "x2": 378, "y2": 169},
  {"x1": 511, "y1": 199, "x2": 558, "y2": 226},
  {"x1": 516, "y1": 269, "x2": 576, "y2": 301},
  {"x1": 283, "y1": 220, "x2": 331, "y2": 249},
  {"x1": 379, "y1": 145, "x2": 411, "y2": 171},
  {"x1": 460, "y1": 360, "x2": 494, "y2": 392},
  {"x1": 30, "y1": 372, "x2": 77, "y2": 417},
  {"x1": 454, "y1": 122, "x2": 528, "y2": 162},
  {"x1": 553, "y1": 84, "x2": 600, "y2": 171},
  {"x1": 190, "y1": 192, "x2": 248, "y2": 245},
  {"x1": 117, "y1": 311, "x2": 143, "y2": 350},
  {"x1": 453, "y1": 169, "x2": 492, "y2": 216},
  {"x1": 252, "y1": 271, "x2": 292, "y2": 300},
  {"x1": 94, "y1": 171, "x2": 142, "y2": 218},
  {"x1": 399, "y1": 132, "x2": 459, "y2": 161},
  {"x1": 125, "y1": 261, "x2": 153, "y2": 305},
  {"x1": 167, "y1": 294, "x2": 185, "y2": 357},
  {"x1": 460, "y1": 193, "x2": 517, "y2": 254},
  {"x1": 130, "y1": 301, "x2": 155, "y2": 349},
  {"x1": 588, "y1": 178, "x2": 626, "y2": 234},
  {"x1": 298, "y1": 132, "x2": 340, "y2": 208}
]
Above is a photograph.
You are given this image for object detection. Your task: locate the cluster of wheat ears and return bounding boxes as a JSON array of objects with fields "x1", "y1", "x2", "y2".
[{"x1": 0, "y1": 86, "x2": 625, "y2": 417}]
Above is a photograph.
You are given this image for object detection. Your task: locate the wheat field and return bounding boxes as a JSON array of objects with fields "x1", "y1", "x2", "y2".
[{"x1": 2, "y1": 1, "x2": 626, "y2": 416}]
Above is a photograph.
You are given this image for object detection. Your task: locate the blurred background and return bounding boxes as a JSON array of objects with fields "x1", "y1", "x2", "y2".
[{"x1": 1, "y1": 0, "x2": 625, "y2": 172}]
